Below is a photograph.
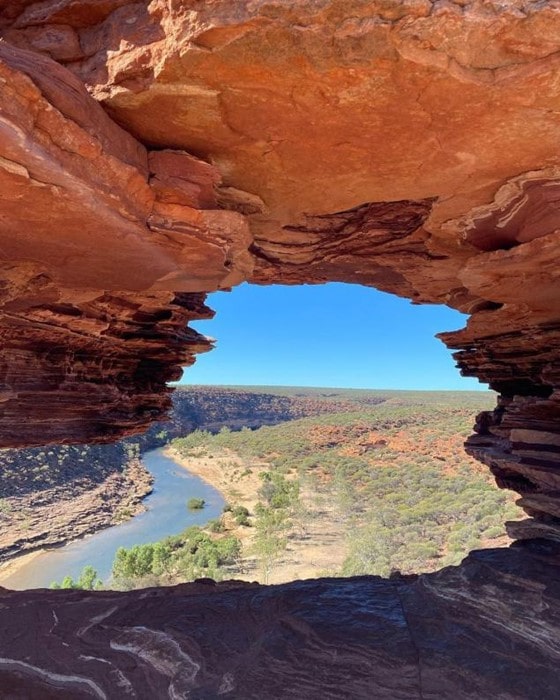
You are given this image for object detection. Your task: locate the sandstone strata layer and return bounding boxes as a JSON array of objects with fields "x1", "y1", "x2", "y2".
[
  {"x1": 0, "y1": 541, "x2": 558, "y2": 699},
  {"x1": 0, "y1": 1, "x2": 559, "y2": 540},
  {"x1": 0, "y1": 4, "x2": 559, "y2": 697},
  {"x1": 0, "y1": 38, "x2": 250, "y2": 445}
]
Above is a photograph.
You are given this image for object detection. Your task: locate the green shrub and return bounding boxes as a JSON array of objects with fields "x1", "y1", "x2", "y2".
[
  {"x1": 110, "y1": 527, "x2": 241, "y2": 585},
  {"x1": 207, "y1": 518, "x2": 225, "y2": 533},
  {"x1": 231, "y1": 505, "x2": 250, "y2": 526},
  {"x1": 482, "y1": 525, "x2": 504, "y2": 540},
  {"x1": 187, "y1": 497, "x2": 206, "y2": 510},
  {"x1": 50, "y1": 565, "x2": 102, "y2": 591}
]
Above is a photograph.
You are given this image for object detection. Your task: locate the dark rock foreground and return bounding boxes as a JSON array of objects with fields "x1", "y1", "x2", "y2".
[{"x1": 0, "y1": 542, "x2": 558, "y2": 699}]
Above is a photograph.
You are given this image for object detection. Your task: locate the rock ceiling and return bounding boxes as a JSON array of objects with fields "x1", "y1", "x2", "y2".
[
  {"x1": 0, "y1": 0, "x2": 559, "y2": 536},
  {"x1": 0, "y1": 2, "x2": 560, "y2": 696}
]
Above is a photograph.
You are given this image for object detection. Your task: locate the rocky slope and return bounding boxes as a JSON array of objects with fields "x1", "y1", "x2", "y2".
[
  {"x1": 0, "y1": 445, "x2": 153, "y2": 562},
  {"x1": 150, "y1": 385, "x2": 383, "y2": 439}
]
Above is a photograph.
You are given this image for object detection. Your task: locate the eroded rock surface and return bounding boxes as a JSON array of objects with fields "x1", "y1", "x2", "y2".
[
  {"x1": 0, "y1": 541, "x2": 558, "y2": 699},
  {"x1": 0, "y1": 39, "x2": 251, "y2": 445},
  {"x1": 0, "y1": 3, "x2": 559, "y2": 696},
  {"x1": 0, "y1": 1, "x2": 559, "y2": 537},
  {"x1": 0, "y1": 444, "x2": 153, "y2": 562},
  {"x1": 0, "y1": 4, "x2": 556, "y2": 412}
]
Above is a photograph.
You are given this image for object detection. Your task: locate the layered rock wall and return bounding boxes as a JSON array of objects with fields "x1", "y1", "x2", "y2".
[
  {"x1": 0, "y1": 3, "x2": 559, "y2": 696},
  {"x1": 0, "y1": 541, "x2": 559, "y2": 699},
  {"x1": 0, "y1": 37, "x2": 251, "y2": 445},
  {"x1": 0, "y1": 1, "x2": 559, "y2": 541}
]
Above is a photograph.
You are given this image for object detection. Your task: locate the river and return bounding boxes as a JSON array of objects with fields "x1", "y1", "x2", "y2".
[{"x1": 0, "y1": 448, "x2": 225, "y2": 590}]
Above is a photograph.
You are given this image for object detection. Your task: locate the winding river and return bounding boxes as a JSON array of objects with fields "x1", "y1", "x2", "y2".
[{"x1": 0, "y1": 449, "x2": 225, "y2": 590}]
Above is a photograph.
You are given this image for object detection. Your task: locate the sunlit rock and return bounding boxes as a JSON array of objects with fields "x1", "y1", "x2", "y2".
[{"x1": 0, "y1": 2, "x2": 559, "y2": 695}]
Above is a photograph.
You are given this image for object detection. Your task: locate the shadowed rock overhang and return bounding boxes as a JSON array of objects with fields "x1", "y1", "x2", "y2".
[
  {"x1": 0, "y1": 3, "x2": 560, "y2": 697},
  {"x1": 0, "y1": 0, "x2": 558, "y2": 540}
]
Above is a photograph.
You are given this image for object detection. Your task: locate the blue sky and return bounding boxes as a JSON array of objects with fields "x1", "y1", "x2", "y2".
[{"x1": 179, "y1": 282, "x2": 486, "y2": 391}]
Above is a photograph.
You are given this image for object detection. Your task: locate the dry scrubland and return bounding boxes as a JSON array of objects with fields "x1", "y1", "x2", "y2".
[{"x1": 105, "y1": 389, "x2": 521, "y2": 589}]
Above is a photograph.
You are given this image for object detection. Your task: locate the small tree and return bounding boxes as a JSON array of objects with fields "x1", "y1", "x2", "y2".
[
  {"x1": 50, "y1": 565, "x2": 102, "y2": 590},
  {"x1": 77, "y1": 565, "x2": 102, "y2": 590},
  {"x1": 232, "y1": 505, "x2": 250, "y2": 526},
  {"x1": 252, "y1": 504, "x2": 289, "y2": 584}
]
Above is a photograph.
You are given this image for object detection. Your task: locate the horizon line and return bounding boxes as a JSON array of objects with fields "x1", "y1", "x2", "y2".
[{"x1": 173, "y1": 381, "x2": 493, "y2": 394}]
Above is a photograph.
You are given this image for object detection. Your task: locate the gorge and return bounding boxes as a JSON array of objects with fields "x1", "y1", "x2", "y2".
[
  {"x1": 0, "y1": 447, "x2": 225, "y2": 590},
  {"x1": 0, "y1": 386, "x2": 342, "y2": 564},
  {"x1": 0, "y1": 1, "x2": 559, "y2": 698}
]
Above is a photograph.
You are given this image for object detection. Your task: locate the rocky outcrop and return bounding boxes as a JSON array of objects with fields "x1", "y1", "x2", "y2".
[
  {"x1": 0, "y1": 1, "x2": 558, "y2": 536},
  {"x1": 440, "y1": 311, "x2": 560, "y2": 543},
  {"x1": 0, "y1": 6, "x2": 555, "y2": 405},
  {"x1": 0, "y1": 38, "x2": 250, "y2": 446},
  {"x1": 0, "y1": 3, "x2": 560, "y2": 695},
  {"x1": 0, "y1": 540, "x2": 558, "y2": 699}
]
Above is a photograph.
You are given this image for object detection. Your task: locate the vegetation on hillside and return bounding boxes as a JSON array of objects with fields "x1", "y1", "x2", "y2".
[
  {"x1": 170, "y1": 393, "x2": 518, "y2": 579},
  {"x1": 46, "y1": 390, "x2": 520, "y2": 589}
]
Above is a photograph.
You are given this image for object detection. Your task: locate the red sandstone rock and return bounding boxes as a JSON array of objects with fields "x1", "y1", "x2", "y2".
[
  {"x1": 0, "y1": 1, "x2": 558, "y2": 537},
  {"x1": 0, "y1": 42, "x2": 252, "y2": 292},
  {"x1": 149, "y1": 150, "x2": 220, "y2": 209},
  {"x1": 0, "y1": 4, "x2": 560, "y2": 697},
  {"x1": 63, "y1": 0, "x2": 560, "y2": 304},
  {"x1": 0, "y1": 40, "x2": 253, "y2": 445},
  {"x1": 2, "y1": 24, "x2": 83, "y2": 61}
]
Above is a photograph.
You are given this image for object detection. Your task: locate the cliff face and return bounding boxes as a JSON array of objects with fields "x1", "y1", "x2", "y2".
[
  {"x1": 0, "y1": 440, "x2": 154, "y2": 561},
  {"x1": 0, "y1": 2, "x2": 560, "y2": 696},
  {"x1": 0, "y1": 37, "x2": 250, "y2": 445},
  {"x1": 0, "y1": 0, "x2": 558, "y2": 539}
]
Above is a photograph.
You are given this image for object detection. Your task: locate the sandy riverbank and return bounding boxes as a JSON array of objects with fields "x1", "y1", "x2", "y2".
[
  {"x1": 0, "y1": 550, "x2": 45, "y2": 584},
  {"x1": 164, "y1": 446, "x2": 261, "y2": 507},
  {"x1": 164, "y1": 446, "x2": 348, "y2": 584}
]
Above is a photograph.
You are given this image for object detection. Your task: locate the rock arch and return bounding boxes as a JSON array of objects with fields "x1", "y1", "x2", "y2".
[{"x1": 0, "y1": 2, "x2": 559, "y2": 696}]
